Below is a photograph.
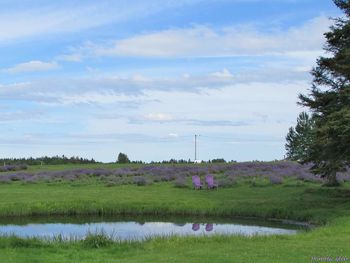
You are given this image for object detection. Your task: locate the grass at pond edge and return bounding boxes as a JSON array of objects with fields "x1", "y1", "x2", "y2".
[
  {"x1": 0, "y1": 217, "x2": 349, "y2": 263},
  {"x1": 0, "y1": 181, "x2": 349, "y2": 262}
]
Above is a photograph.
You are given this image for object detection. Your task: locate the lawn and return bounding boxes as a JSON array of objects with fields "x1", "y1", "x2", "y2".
[
  {"x1": 0, "y1": 182, "x2": 349, "y2": 223},
  {"x1": 0, "y1": 164, "x2": 349, "y2": 262}
]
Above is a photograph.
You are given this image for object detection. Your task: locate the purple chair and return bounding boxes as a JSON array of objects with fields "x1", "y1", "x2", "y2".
[
  {"x1": 205, "y1": 223, "x2": 213, "y2": 232},
  {"x1": 192, "y1": 223, "x2": 200, "y2": 231},
  {"x1": 205, "y1": 175, "x2": 218, "y2": 190},
  {"x1": 192, "y1": 176, "x2": 203, "y2": 190}
]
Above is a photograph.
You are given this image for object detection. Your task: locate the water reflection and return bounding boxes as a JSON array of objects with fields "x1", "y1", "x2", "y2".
[
  {"x1": 192, "y1": 223, "x2": 200, "y2": 231},
  {"x1": 205, "y1": 223, "x2": 213, "y2": 232},
  {"x1": 0, "y1": 220, "x2": 302, "y2": 241},
  {"x1": 191, "y1": 223, "x2": 213, "y2": 232}
]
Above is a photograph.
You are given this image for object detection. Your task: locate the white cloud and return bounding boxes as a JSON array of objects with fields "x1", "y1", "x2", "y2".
[
  {"x1": 0, "y1": 1, "x2": 207, "y2": 43},
  {"x1": 73, "y1": 16, "x2": 331, "y2": 59},
  {"x1": 0, "y1": 76, "x2": 308, "y2": 162},
  {"x1": 144, "y1": 113, "x2": 174, "y2": 121},
  {"x1": 211, "y1": 68, "x2": 233, "y2": 78},
  {"x1": 79, "y1": 80, "x2": 307, "y2": 162},
  {"x1": 0, "y1": 110, "x2": 44, "y2": 122},
  {"x1": 0, "y1": 64, "x2": 311, "y2": 104},
  {"x1": 4, "y1": 61, "x2": 59, "y2": 74},
  {"x1": 57, "y1": 54, "x2": 82, "y2": 62}
]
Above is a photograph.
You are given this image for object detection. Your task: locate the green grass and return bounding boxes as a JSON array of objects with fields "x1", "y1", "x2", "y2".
[
  {"x1": 0, "y1": 165, "x2": 350, "y2": 262},
  {"x1": 0, "y1": 217, "x2": 349, "y2": 263},
  {"x1": 0, "y1": 182, "x2": 349, "y2": 223}
]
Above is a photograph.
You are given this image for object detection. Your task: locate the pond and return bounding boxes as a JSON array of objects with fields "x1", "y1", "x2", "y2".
[{"x1": 0, "y1": 215, "x2": 308, "y2": 241}]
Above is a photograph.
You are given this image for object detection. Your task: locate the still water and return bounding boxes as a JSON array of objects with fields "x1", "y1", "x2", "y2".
[{"x1": 0, "y1": 216, "x2": 305, "y2": 241}]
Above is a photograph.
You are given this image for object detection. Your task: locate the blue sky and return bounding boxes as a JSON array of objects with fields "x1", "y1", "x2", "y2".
[{"x1": 0, "y1": 0, "x2": 341, "y2": 162}]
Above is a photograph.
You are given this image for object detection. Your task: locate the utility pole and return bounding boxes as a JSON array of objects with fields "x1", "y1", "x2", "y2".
[{"x1": 194, "y1": 134, "x2": 199, "y2": 161}]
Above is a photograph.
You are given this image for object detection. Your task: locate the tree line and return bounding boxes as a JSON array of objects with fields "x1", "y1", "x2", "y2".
[{"x1": 0, "y1": 155, "x2": 98, "y2": 166}]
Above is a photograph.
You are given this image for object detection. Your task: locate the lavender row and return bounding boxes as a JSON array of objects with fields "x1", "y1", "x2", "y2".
[
  {"x1": 0, "y1": 162, "x2": 349, "y2": 186},
  {"x1": 0, "y1": 164, "x2": 28, "y2": 173}
]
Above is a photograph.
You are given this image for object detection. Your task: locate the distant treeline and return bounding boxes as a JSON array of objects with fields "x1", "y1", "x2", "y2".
[
  {"x1": 150, "y1": 158, "x2": 235, "y2": 164},
  {"x1": 0, "y1": 155, "x2": 236, "y2": 166},
  {"x1": 0, "y1": 156, "x2": 98, "y2": 166},
  {"x1": 150, "y1": 159, "x2": 191, "y2": 164}
]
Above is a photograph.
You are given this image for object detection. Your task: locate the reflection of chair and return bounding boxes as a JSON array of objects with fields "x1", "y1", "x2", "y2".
[
  {"x1": 205, "y1": 223, "x2": 213, "y2": 232},
  {"x1": 192, "y1": 176, "x2": 203, "y2": 190},
  {"x1": 192, "y1": 223, "x2": 200, "y2": 231},
  {"x1": 205, "y1": 175, "x2": 218, "y2": 190}
]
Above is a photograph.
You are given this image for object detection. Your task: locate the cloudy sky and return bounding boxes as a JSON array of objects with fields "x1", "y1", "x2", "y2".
[{"x1": 0, "y1": 0, "x2": 340, "y2": 162}]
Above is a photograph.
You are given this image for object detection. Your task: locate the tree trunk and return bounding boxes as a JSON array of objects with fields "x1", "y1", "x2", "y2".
[{"x1": 325, "y1": 171, "x2": 340, "y2": 187}]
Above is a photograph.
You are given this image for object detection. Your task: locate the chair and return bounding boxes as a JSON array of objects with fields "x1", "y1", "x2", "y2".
[
  {"x1": 192, "y1": 176, "x2": 203, "y2": 190},
  {"x1": 205, "y1": 175, "x2": 218, "y2": 190}
]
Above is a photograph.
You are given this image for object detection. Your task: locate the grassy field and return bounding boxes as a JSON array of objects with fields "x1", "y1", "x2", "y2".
[
  {"x1": 0, "y1": 220, "x2": 349, "y2": 263},
  {"x1": 0, "y1": 164, "x2": 349, "y2": 262},
  {"x1": 0, "y1": 181, "x2": 350, "y2": 222}
]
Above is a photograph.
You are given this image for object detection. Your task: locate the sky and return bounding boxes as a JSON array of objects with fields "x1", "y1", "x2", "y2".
[{"x1": 0, "y1": 0, "x2": 341, "y2": 162}]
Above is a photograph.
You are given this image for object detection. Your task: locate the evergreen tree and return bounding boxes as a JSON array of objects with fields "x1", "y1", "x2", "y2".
[
  {"x1": 296, "y1": 0, "x2": 350, "y2": 185},
  {"x1": 117, "y1": 153, "x2": 130, "y2": 164},
  {"x1": 285, "y1": 112, "x2": 314, "y2": 162}
]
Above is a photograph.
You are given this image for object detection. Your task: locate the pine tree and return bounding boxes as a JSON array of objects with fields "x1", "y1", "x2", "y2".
[
  {"x1": 297, "y1": 0, "x2": 350, "y2": 185},
  {"x1": 285, "y1": 112, "x2": 314, "y2": 162}
]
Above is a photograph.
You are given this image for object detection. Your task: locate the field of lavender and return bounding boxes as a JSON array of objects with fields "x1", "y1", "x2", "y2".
[
  {"x1": 1, "y1": 161, "x2": 349, "y2": 187},
  {"x1": 0, "y1": 164, "x2": 28, "y2": 173}
]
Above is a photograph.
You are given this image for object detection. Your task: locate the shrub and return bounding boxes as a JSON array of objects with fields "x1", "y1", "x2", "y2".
[
  {"x1": 336, "y1": 172, "x2": 350, "y2": 184},
  {"x1": 217, "y1": 177, "x2": 236, "y2": 188},
  {"x1": 0, "y1": 176, "x2": 11, "y2": 183},
  {"x1": 297, "y1": 172, "x2": 323, "y2": 183},
  {"x1": 174, "y1": 177, "x2": 188, "y2": 188},
  {"x1": 0, "y1": 164, "x2": 28, "y2": 173},
  {"x1": 133, "y1": 176, "x2": 150, "y2": 186},
  {"x1": 269, "y1": 175, "x2": 283, "y2": 185}
]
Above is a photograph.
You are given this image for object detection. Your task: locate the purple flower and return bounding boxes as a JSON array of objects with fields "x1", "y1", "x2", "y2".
[
  {"x1": 269, "y1": 175, "x2": 283, "y2": 185},
  {"x1": 133, "y1": 176, "x2": 150, "y2": 186},
  {"x1": 174, "y1": 177, "x2": 188, "y2": 188}
]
